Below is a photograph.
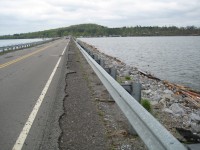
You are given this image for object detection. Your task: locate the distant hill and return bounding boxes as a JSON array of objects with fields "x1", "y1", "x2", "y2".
[{"x1": 0, "y1": 23, "x2": 200, "y2": 39}]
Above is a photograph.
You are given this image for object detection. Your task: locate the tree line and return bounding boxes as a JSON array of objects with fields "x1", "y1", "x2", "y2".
[{"x1": 0, "y1": 24, "x2": 200, "y2": 39}]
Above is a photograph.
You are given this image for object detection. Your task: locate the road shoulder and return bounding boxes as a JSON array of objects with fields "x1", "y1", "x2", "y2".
[{"x1": 58, "y1": 39, "x2": 108, "y2": 150}]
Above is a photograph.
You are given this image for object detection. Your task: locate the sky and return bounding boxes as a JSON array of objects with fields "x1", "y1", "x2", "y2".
[{"x1": 0, "y1": 0, "x2": 200, "y2": 35}]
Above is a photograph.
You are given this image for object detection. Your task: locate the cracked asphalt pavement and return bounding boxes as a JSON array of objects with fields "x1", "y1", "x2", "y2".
[{"x1": 58, "y1": 39, "x2": 108, "y2": 150}]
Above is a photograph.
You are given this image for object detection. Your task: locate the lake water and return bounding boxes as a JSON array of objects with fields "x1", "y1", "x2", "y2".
[
  {"x1": 79, "y1": 36, "x2": 200, "y2": 91},
  {"x1": 0, "y1": 38, "x2": 49, "y2": 47}
]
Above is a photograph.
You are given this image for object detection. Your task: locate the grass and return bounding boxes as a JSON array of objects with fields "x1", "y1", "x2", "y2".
[
  {"x1": 125, "y1": 76, "x2": 131, "y2": 80},
  {"x1": 141, "y1": 99, "x2": 152, "y2": 112},
  {"x1": 116, "y1": 76, "x2": 122, "y2": 83},
  {"x1": 117, "y1": 76, "x2": 132, "y2": 83},
  {"x1": 98, "y1": 111, "x2": 104, "y2": 117}
]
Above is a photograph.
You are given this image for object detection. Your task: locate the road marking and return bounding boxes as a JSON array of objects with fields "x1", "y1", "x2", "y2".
[
  {"x1": 0, "y1": 42, "x2": 58, "y2": 69},
  {"x1": 12, "y1": 45, "x2": 67, "y2": 150}
]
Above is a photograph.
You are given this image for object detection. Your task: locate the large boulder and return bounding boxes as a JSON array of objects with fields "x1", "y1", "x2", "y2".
[
  {"x1": 169, "y1": 103, "x2": 185, "y2": 116},
  {"x1": 190, "y1": 113, "x2": 200, "y2": 123},
  {"x1": 164, "y1": 89, "x2": 174, "y2": 95}
]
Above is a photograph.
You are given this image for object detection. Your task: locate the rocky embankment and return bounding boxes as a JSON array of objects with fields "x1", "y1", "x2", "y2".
[{"x1": 78, "y1": 40, "x2": 200, "y2": 144}]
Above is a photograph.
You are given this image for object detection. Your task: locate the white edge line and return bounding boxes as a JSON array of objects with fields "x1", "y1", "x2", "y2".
[{"x1": 12, "y1": 45, "x2": 67, "y2": 150}]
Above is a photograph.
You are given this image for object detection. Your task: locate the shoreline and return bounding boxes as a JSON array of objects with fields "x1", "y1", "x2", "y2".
[
  {"x1": 79, "y1": 40, "x2": 200, "y2": 101},
  {"x1": 78, "y1": 40, "x2": 200, "y2": 143},
  {"x1": 79, "y1": 36, "x2": 200, "y2": 93}
]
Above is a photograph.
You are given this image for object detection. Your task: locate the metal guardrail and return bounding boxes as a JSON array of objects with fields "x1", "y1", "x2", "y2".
[
  {"x1": 78, "y1": 40, "x2": 143, "y2": 103},
  {"x1": 0, "y1": 38, "x2": 60, "y2": 53},
  {"x1": 75, "y1": 39, "x2": 187, "y2": 150}
]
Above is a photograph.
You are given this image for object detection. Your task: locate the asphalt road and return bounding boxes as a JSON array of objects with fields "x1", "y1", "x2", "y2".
[{"x1": 0, "y1": 38, "x2": 68, "y2": 150}]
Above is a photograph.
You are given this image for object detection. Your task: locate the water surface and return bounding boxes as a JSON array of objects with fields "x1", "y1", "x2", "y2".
[
  {"x1": 0, "y1": 38, "x2": 50, "y2": 47},
  {"x1": 80, "y1": 36, "x2": 200, "y2": 91}
]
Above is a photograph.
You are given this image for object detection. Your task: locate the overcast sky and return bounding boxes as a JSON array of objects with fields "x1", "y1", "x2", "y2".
[{"x1": 0, "y1": 0, "x2": 200, "y2": 35}]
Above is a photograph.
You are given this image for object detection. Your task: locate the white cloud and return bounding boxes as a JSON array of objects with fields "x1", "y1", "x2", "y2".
[{"x1": 0, "y1": 0, "x2": 200, "y2": 35}]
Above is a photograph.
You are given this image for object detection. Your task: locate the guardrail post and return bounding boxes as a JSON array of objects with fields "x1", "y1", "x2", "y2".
[
  {"x1": 100, "y1": 59, "x2": 105, "y2": 68},
  {"x1": 121, "y1": 82, "x2": 141, "y2": 103},
  {"x1": 121, "y1": 84, "x2": 131, "y2": 93},
  {"x1": 104, "y1": 68, "x2": 110, "y2": 74},
  {"x1": 88, "y1": 50, "x2": 91, "y2": 55},
  {"x1": 94, "y1": 54, "x2": 100, "y2": 64},
  {"x1": 94, "y1": 54, "x2": 98, "y2": 60},
  {"x1": 131, "y1": 82, "x2": 142, "y2": 103},
  {"x1": 90, "y1": 52, "x2": 94, "y2": 59},
  {"x1": 110, "y1": 67, "x2": 117, "y2": 80},
  {"x1": 119, "y1": 84, "x2": 139, "y2": 135},
  {"x1": 103, "y1": 67, "x2": 117, "y2": 80},
  {"x1": 2, "y1": 48, "x2": 4, "y2": 53},
  {"x1": 84, "y1": 48, "x2": 88, "y2": 53}
]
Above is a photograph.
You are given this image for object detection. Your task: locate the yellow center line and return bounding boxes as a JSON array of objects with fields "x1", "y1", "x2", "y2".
[{"x1": 0, "y1": 41, "x2": 58, "y2": 69}]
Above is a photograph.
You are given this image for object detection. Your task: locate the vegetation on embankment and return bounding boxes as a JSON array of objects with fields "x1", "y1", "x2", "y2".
[{"x1": 0, "y1": 23, "x2": 200, "y2": 39}]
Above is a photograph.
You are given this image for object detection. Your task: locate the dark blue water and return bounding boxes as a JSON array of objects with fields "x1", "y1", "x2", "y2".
[{"x1": 80, "y1": 36, "x2": 200, "y2": 91}]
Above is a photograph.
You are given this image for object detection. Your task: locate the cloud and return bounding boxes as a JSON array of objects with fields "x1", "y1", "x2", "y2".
[{"x1": 0, "y1": 0, "x2": 200, "y2": 35}]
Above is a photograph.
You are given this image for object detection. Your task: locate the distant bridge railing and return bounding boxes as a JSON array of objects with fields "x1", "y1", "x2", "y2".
[
  {"x1": 0, "y1": 38, "x2": 60, "y2": 53},
  {"x1": 75, "y1": 39, "x2": 188, "y2": 150}
]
